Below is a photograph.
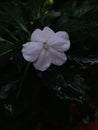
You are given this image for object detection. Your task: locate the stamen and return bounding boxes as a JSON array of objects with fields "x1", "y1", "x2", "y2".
[{"x1": 44, "y1": 43, "x2": 48, "y2": 49}]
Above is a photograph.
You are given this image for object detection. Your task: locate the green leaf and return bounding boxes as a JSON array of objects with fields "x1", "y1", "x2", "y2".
[
  {"x1": 0, "y1": 49, "x2": 12, "y2": 57},
  {"x1": 0, "y1": 42, "x2": 13, "y2": 66},
  {"x1": 69, "y1": 55, "x2": 98, "y2": 69},
  {"x1": 72, "y1": 0, "x2": 95, "y2": 17},
  {"x1": 0, "y1": 37, "x2": 14, "y2": 45}
]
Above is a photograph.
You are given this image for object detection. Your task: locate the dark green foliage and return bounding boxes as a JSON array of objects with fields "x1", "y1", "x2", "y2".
[{"x1": 0, "y1": 0, "x2": 98, "y2": 129}]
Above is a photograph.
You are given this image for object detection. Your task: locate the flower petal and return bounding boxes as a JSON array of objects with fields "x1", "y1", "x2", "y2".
[
  {"x1": 55, "y1": 31, "x2": 69, "y2": 40},
  {"x1": 49, "y1": 47, "x2": 67, "y2": 65},
  {"x1": 22, "y1": 42, "x2": 43, "y2": 62},
  {"x1": 43, "y1": 26, "x2": 55, "y2": 40},
  {"x1": 31, "y1": 27, "x2": 55, "y2": 43},
  {"x1": 31, "y1": 29, "x2": 46, "y2": 42},
  {"x1": 33, "y1": 49, "x2": 51, "y2": 71},
  {"x1": 48, "y1": 36, "x2": 70, "y2": 52}
]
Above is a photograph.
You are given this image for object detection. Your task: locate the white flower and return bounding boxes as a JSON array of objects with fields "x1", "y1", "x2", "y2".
[{"x1": 22, "y1": 27, "x2": 70, "y2": 71}]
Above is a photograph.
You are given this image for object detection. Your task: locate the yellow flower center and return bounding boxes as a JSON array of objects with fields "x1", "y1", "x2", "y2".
[{"x1": 44, "y1": 42, "x2": 48, "y2": 49}]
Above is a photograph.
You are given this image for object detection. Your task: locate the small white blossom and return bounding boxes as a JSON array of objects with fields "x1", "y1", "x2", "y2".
[{"x1": 22, "y1": 27, "x2": 70, "y2": 71}]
